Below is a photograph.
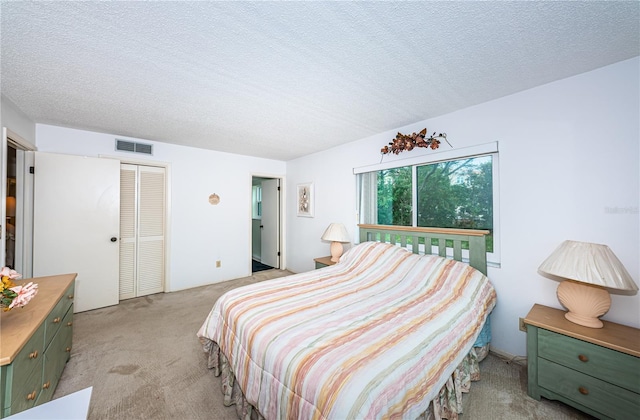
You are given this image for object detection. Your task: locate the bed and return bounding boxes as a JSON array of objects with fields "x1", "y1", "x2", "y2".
[{"x1": 197, "y1": 224, "x2": 497, "y2": 420}]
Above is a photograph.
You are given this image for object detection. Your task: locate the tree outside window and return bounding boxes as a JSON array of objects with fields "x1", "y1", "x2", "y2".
[
  {"x1": 377, "y1": 166, "x2": 412, "y2": 226},
  {"x1": 374, "y1": 155, "x2": 494, "y2": 252}
]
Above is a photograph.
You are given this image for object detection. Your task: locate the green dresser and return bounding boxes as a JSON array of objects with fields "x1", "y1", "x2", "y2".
[
  {"x1": 0, "y1": 274, "x2": 76, "y2": 418},
  {"x1": 525, "y1": 304, "x2": 640, "y2": 420}
]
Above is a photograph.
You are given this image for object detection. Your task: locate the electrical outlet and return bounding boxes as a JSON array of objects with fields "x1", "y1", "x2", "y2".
[
  {"x1": 519, "y1": 317, "x2": 527, "y2": 332},
  {"x1": 216, "y1": 260, "x2": 221, "y2": 268}
]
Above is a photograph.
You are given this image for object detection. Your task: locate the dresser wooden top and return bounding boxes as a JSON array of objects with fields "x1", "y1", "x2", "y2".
[
  {"x1": 524, "y1": 303, "x2": 640, "y2": 358},
  {"x1": 0, "y1": 273, "x2": 77, "y2": 366}
]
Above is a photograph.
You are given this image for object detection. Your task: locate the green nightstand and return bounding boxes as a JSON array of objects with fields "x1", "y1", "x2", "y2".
[
  {"x1": 524, "y1": 304, "x2": 640, "y2": 420},
  {"x1": 314, "y1": 256, "x2": 336, "y2": 269}
]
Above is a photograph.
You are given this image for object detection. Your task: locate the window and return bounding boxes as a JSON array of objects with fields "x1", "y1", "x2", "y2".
[
  {"x1": 377, "y1": 166, "x2": 412, "y2": 226},
  {"x1": 252, "y1": 185, "x2": 262, "y2": 219},
  {"x1": 416, "y1": 155, "x2": 493, "y2": 229},
  {"x1": 356, "y1": 143, "x2": 499, "y2": 262}
]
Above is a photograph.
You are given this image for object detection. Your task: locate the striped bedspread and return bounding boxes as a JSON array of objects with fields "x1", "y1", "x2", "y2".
[{"x1": 198, "y1": 241, "x2": 497, "y2": 419}]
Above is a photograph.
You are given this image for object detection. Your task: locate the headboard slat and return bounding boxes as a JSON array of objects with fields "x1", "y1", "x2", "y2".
[
  {"x1": 411, "y1": 236, "x2": 419, "y2": 254},
  {"x1": 438, "y1": 238, "x2": 446, "y2": 257},
  {"x1": 358, "y1": 224, "x2": 489, "y2": 275},
  {"x1": 453, "y1": 240, "x2": 463, "y2": 261}
]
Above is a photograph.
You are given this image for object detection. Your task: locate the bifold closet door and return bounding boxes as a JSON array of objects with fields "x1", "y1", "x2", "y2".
[{"x1": 120, "y1": 164, "x2": 165, "y2": 300}]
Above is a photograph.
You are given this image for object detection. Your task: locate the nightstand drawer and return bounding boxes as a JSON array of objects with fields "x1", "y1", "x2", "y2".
[
  {"x1": 539, "y1": 358, "x2": 640, "y2": 419},
  {"x1": 539, "y1": 328, "x2": 640, "y2": 393}
]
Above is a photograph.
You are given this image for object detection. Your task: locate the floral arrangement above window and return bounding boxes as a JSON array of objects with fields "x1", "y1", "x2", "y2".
[
  {"x1": 1, "y1": 267, "x2": 38, "y2": 312},
  {"x1": 381, "y1": 128, "x2": 450, "y2": 155}
]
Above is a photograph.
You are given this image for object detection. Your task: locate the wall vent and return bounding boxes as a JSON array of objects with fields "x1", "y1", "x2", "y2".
[{"x1": 116, "y1": 139, "x2": 153, "y2": 155}]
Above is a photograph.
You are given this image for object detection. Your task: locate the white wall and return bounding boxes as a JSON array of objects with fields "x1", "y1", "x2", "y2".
[
  {"x1": 9, "y1": 58, "x2": 640, "y2": 357},
  {"x1": 36, "y1": 125, "x2": 286, "y2": 291},
  {"x1": 1, "y1": 95, "x2": 36, "y2": 144},
  {"x1": 286, "y1": 57, "x2": 640, "y2": 357}
]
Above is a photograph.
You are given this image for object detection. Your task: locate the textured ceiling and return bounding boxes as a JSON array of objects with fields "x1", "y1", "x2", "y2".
[{"x1": 1, "y1": 1, "x2": 638, "y2": 161}]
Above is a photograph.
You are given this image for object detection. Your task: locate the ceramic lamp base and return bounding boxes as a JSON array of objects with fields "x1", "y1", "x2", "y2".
[
  {"x1": 329, "y1": 241, "x2": 344, "y2": 263},
  {"x1": 557, "y1": 280, "x2": 611, "y2": 328}
]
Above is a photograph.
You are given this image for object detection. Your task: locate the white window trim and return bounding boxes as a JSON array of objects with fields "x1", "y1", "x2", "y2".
[{"x1": 353, "y1": 141, "x2": 498, "y2": 174}]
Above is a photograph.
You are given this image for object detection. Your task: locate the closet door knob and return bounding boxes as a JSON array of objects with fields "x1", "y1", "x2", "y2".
[{"x1": 110, "y1": 237, "x2": 117, "y2": 242}]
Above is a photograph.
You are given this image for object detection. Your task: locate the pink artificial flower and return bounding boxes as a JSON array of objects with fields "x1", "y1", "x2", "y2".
[
  {"x1": 0, "y1": 267, "x2": 21, "y2": 280},
  {"x1": 8, "y1": 282, "x2": 38, "y2": 309}
]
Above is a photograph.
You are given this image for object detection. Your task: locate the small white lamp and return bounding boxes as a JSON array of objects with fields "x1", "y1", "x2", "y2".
[
  {"x1": 321, "y1": 223, "x2": 350, "y2": 262},
  {"x1": 538, "y1": 240, "x2": 638, "y2": 328}
]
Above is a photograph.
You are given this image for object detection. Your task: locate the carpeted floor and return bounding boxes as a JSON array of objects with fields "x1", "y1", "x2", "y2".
[{"x1": 53, "y1": 269, "x2": 594, "y2": 419}]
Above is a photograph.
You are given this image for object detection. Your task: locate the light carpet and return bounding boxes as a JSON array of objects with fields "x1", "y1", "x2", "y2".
[{"x1": 53, "y1": 269, "x2": 594, "y2": 419}]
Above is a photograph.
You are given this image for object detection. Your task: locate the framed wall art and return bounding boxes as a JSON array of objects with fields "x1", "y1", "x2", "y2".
[{"x1": 296, "y1": 182, "x2": 314, "y2": 217}]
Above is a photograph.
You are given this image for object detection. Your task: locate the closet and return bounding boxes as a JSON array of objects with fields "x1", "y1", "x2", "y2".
[{"x1": 119, "y1": 164, "x2": 166, "y2": 300}]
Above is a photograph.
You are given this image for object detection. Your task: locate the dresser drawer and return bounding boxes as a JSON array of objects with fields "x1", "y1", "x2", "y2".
[
  {"x1": 1, "y1": 322, "x2": 44, "y2": 414},
  {"x1": 538, "y1": 328, "x2": 640, "y2": 393},
  {"x1": 539, "y1": 358, "x2": 639, "y2": 420},
  {"x1": 7, "y1": 323, "x2": 45, "y2": 384},
  {"x1": 44, "y1": 283, "x2": 75, "y2": 348},
  {"x1": 38, "y1": 307, "x2": 73, "y2": 406},
  {"x1": 5, "y1": 357, "x2": 42, "y2": 415}
]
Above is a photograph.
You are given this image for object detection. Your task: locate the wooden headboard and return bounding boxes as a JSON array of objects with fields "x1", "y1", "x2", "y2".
[{"x1": 358, "y1": 224, "x2": 490, "y2": 275}]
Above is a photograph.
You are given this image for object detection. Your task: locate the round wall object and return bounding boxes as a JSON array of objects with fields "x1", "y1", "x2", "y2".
[{"x1": 209, "y1": 193, "x2": 220, "y2": 205}]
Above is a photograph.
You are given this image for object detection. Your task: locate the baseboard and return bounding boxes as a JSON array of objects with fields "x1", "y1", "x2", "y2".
[{"x1": 489, "y1": 346, "x2": 527, "y2": 366}]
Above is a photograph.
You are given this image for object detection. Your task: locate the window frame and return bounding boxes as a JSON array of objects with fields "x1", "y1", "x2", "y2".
[{"x1": 354, "y1": 142, "x2": 500, "y2": 266}]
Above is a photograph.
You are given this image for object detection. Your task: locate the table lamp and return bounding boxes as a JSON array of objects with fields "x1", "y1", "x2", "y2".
[
  {"x1": 321, "y1": 223, "x2": 350, "y2": 262},
  {"x1": 538, "y1": 240, "x2": 638, "y2": 328}
]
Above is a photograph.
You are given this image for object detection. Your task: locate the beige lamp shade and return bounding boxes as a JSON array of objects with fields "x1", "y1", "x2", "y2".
[
  {"x1": 538, "y1": 240, "x2": 637, "y2": 291},
  {"x1": 321, "y1": 223, "x2": 350, "y2": 263},
  {"x1": 538, "y1": 240, "x2": 638, "y2": 328}
]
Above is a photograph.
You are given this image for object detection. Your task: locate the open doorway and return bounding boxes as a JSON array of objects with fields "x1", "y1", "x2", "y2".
[
  {"x1": 251, "y1": 176, "x2": 281, "y2": 272},
  {"x1": 4, "y1": 144, "x2": 17, "y2": 269},
  {"x1": 2, "y1": 129, "x2": 36, "y2": 277}
]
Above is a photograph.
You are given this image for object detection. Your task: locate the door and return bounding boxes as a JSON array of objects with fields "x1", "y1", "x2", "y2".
[
  {"x1": 1, "y1": 130, "x2": 8, "y2": 268},
  {"x1": 119, "y1": 164, "x2": 165, "y2": 300},
  {"x1": 3, "y1": 145, "x2": 17, "y2": 269},
  {"x1": 1, "y1": 128, "x2": 36, "y2": 277},
  {"x1": 33, "y1": 152, "x2": 120, "y2": 312},
  {"x1": 260, "y1": 179, "x2": 279, "y2": 268}
]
